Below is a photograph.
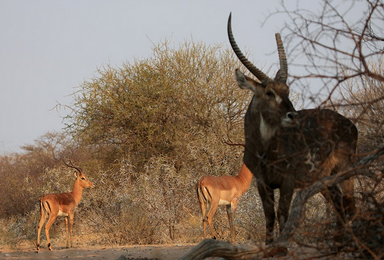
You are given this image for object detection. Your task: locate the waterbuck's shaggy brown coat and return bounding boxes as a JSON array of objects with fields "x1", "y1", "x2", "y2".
[{"x1": 228, "y1": 13, "x2": 357, "y2": 245}]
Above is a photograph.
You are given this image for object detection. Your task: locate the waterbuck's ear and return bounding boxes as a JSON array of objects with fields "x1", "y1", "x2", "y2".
[{"x1": 235, "y1": 69, "x2": 264, "y2": 95}]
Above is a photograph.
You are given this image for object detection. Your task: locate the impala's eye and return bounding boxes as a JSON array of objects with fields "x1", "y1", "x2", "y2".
[{"x1": 81, "y1": 177, "x2": 86, "y2": 180}]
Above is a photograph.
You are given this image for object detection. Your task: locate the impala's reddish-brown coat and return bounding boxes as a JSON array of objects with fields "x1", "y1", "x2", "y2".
[
  {"x1": 197, "y1": 163, "x2": 253, "y2": 243},
  {"x1": 36, "y1": 161, "x2": 94, "y2": 251}
]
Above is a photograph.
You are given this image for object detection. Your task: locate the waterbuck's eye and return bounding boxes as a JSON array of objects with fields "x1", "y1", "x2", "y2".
[{"x1": 266, "y1": 91, "x2": 275, "y2": 98}]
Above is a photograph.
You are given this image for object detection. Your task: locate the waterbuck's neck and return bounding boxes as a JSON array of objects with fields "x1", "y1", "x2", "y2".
[{"x1": 259, "y1": 113, "x2": 278, "y2": 142}]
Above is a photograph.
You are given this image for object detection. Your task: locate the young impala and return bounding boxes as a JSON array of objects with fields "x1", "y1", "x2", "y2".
[
  {"x1": 36, "y1": 160, "x2": 94, "y2": 251},
  {"x1": 228, "y1": 13, "x2": 357, "y2": 245},
  {"x1": 197, "y1": 163, "x2": 253, "y2": 243}
]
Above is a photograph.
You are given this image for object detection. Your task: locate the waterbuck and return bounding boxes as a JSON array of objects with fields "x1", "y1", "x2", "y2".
[{"x1": 227, "y1": 13, "x2": 357, "y2": 245}]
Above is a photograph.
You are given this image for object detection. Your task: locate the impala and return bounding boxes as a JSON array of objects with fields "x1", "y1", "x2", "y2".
[
  {"x1": 36, "y1": 160, "x2": 94, "y2": 251},
  {"x1": 197, "y1": 163, "x2": 253, "y2": 243},
  {"x1": 227, "y1": 13, "x2": 357, "y2": 245}
]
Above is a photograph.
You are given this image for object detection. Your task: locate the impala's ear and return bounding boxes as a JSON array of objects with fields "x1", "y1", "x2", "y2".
[
  {"x1": 74, "y1": 171, "x2": 79, "y2": 178},
  {"x1": 235, "y1": 69, "x2": 264, "y2": 96}
]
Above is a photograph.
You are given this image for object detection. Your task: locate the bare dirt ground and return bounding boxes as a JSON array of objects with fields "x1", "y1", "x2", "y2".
[
  {"x1": 0, "y1": 244, "x2": 200, "y2": 260},
  {"x1": 0, "y1": 243, "x2": 357, "y2": 260}
]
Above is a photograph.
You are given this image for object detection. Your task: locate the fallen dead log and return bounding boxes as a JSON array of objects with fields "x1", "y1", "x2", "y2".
[
  {"x1": 179, "y1": 239, "x2": 265, "y2": 260},
  {"x1": 180, "y1": 146, "x2": 384, "y2": 260}
]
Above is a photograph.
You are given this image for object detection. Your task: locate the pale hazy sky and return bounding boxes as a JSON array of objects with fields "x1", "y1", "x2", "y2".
[{"x1": 0, "y1": 0, "x2": 362, "y2": 154}]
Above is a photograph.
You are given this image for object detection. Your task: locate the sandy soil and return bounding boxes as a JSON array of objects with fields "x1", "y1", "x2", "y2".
[
  {"x1": 0, "y1": 243, "x2": 356, "y2": 260},
  {"x1": 0, "y1": 244, "x2": 200, "y2": 260}
]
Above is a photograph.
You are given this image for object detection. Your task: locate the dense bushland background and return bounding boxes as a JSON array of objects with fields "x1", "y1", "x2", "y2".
[
  {"x1": 1, "y1": 1, "x2": 383, "y2": 258},
  {"x1": 0, "y1": 40, "x2": 260, "y2": 247}
]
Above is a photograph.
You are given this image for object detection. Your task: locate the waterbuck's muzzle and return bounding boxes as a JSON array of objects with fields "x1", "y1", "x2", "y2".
[{"x1": 282, "y1": 111, "x2": 298, "y2": 127}]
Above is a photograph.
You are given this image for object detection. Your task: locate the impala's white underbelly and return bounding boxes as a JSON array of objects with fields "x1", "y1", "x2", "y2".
[
  {"x1": 58, "y1": 210, "x2": 69, "y2": 217},
  {"x1": 219, "y1": 199, "x2": 230, "y2": 205}
]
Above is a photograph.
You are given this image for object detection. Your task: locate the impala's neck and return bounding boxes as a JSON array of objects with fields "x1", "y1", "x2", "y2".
[
  {"x1": 234, "y1": 164, "x2": 253, "y2": 194},
  {"x1": 71, "y1": 179, "x2": 84, "y2": 205}
]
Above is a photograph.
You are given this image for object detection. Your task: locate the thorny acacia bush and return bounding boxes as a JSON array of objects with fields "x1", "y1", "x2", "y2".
[{"x1": 66, "y1": 40, "x2": 249, "y2": 170}]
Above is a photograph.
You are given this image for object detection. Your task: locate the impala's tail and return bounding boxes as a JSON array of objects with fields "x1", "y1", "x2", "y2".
[
  {"x1": 41, "y1": 199, "x2": 52, "y2": 214},
  {"x1": 197, "y1": 181, "x2": 213, "y2": 221}
]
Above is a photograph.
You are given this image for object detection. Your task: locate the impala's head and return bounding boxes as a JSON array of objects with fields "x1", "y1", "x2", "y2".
[
  {"x1": 64, "y1": 160, "x2": 94, "y2": 189},
  {"x1": 227, "y1": 13, "x2": 296, "y2": 140}
]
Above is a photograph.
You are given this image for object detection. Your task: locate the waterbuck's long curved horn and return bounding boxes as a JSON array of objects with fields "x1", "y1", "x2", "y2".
[
  {"x1": 275, "y1": 33, "x2": 288, "y2": 83},
  {"x1": 63, "y1": 159, "x2": 83, "y2": 174},
  {"x1": 227, "y1": 13, "x2": 273, "y2": 86}
]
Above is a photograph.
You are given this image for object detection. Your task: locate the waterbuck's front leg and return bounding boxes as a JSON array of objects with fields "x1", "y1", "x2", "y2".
[
  {"x1": 257, "y1": 182, "x2": 275, "y2": 245},
  {"x1": 277, "y1": 184, "x2": 294, "y2": 234}
]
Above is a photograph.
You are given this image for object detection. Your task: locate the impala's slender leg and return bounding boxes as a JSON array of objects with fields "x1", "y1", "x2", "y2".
[
  {"x1": 64, "y1": 217, "x2": 69, "y2": 248},
  {"x1": 69, "y1": 212, "x2": 74, "y2": 248},
  {"x1": 44, "y1": 214, "x2": 58, "y2": 251},
  {"x1": 198, "y1": 184, "x2": 219, "y2": 240},
  {"x1": 197, "y1": 187, "x2": 208, "y2": 239},
  {"x1": 226, "y1": 198, "x2": 239, "y2": 243},
  {"x1": 203, "y1": 201, "x2": 210, "y2": 239},
  {"x1": 206, "y1": 201, "x2": 219, "y2": 240},
  {"x1": 36, "y1": 201, "x2": 47, "y2": 251}
]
